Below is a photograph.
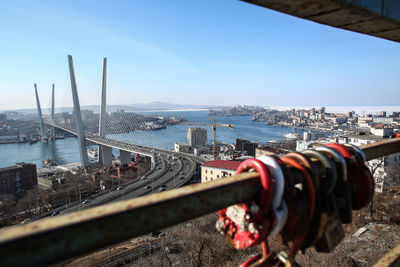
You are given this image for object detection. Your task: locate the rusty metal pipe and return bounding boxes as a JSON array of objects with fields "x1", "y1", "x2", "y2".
[{"x1": 0, "y1": 138, "x2": 399, "y2": 266}]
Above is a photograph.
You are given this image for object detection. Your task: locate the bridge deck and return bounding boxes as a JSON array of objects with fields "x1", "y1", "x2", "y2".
[{"x1": 243, "y1": 0, "x2": 400, "y2": 43}]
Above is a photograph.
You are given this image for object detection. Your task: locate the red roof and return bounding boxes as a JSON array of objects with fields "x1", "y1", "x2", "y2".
[{"x1": 201, "y1": 160, "x2": 241, "y2": 170}]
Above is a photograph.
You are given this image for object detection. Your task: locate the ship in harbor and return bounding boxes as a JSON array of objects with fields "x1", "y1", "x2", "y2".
[
  {"x1": 43, "y1": 156, "x2": 57, "y2": 167},
  {"x1": 284, "y1": 132, "x2": 301, "y2": 140}
]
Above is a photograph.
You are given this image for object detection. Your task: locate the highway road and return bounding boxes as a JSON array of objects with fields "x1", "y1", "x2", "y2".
[{"x1": 47, "y1": 149, "x2": 204, "y2": 216}]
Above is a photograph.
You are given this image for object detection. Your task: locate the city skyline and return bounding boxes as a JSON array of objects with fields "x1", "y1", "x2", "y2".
[{"x1": 1, "y1": 0, "x2": 400, "y2": 110}]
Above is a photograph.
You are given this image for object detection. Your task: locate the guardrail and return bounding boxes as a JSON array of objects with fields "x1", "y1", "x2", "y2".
[{"x1": 1, "y1": 137, "x2": 400, "y2": 266}]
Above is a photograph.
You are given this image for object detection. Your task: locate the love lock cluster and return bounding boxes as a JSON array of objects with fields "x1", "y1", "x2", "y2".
[{"x1": 215, "y1": 143, "x2": 374, "y2": 267}]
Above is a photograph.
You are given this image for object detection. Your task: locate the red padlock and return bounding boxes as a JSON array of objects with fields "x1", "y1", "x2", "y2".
[
  {"x1": 325, "y1": 143, "x2": 374, "y2": 210},
  {"x1": 216, "y1": 158, "x2": 274, "y2": 249}
]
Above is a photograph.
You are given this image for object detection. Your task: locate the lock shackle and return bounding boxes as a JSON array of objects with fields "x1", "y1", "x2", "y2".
[
  {"x1": 285, "y1": 152, "x2": 319, "y2": 191},
  {"x1": 286, "y1": 152, "x2": 323, "y2": 251},
  {"x1": 240, "y1": 240, "x2": 271, "y2": 267},
  {"x1": 256, "y1": 156, "x2": 288, "y2": 237},
  {"x1": 325, "y1": 143, "x2": 352, "y2": 158},
  {"x1": 236, "y1": 158, "x2": 274, "y2": 215},
  {"x1": 316, "y1": 146, "x2": 347, "y2": 182},
  {"x1": 280, "y1": 157, "x2": 315, "y2": 222},
  {"x1": 280, "y1": 156, "x2": 316, "y2": 257},
  {"x1": 256, "y1": 156, "x2": 285, "y2": 210},
  {"x1": 302, "y1": 150, "x2": 337, "y2": 194},
  {"x1": 344, "y1": 144, "x2": 366, "y2": 163}
]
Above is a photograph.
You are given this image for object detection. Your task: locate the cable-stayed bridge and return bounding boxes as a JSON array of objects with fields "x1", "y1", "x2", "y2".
[{"x1": 34, "y1": 55, "x2": 205, "y2": 175}]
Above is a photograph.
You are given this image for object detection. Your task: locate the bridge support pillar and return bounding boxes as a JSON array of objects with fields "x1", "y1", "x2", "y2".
[
  {"x1": 50, "y1": 84, "x2": 55, "y2": 138},
  {"x1": 68, "y1": 55, "x2": 89, "y2": 167},
  {"x1": 120, "y1": 150, "x2": 131, "y2": 166},
  {"x1": 34, "y1": 84, "x2": 46, "y2": 138},
  {"x1": 101, "y1": 145, "x2": 113, "y2": 167}
]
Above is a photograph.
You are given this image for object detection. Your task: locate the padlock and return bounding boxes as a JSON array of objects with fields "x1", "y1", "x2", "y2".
[
  {"x1": 285, "y1": 152, "x2": 322, "y2": 251},
  {"x1": 344, "y1": 144, "x2": 366, "y2": 163},
  {"x1": 274, "y1": 157, "x2": 310, "y2": 246},
  {"x1": 216, "y1": 158, "x2": 274, "y2": 249},
  {"x1": 302, "y1": 150, "x2": 345, "y2": 252},
  {"x1": 257, "y1": 156, "x2": 288, "y2": 237},
  {"x1": 326, "y1": 143, "x2": 374, "y2": 210},
  {"x1": 344, "y1": 144, "x2": 374, "y2": 206},
  {"x1": 316, "y1": 146, "x2": 352, "y2": 224},
  {"x1": 280, "y1": 156, "x2": 315, "y2": 256}
]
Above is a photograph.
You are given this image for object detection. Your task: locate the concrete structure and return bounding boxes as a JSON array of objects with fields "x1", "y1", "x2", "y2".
[
  {"x1": 373, "y1": 117, "x2": 394, "y2": 124},
  {"x1": 68, "y1": 55, "x2": 89, "y2": 167},
  {"x1": 236, "y1": 138, "x2": 257, "y2": 157},
  {"x1": 119, "y1": 150, "x2": 131, "y2": 166},
  {"x1": 98, "y1": 58, "x2": 107, "y2": 166},
  {"x1": 34, "y1": 84, "x2": 46, "y2": 138},
  {"x1": 0, "y1": 113, "x2": 6, "y2": 122},
  {"x1": 255, "y1": 146, "x2": 287, "y2": 157},
  {"x1": 187, "y1": 127, "x2": 207, "y2": 147},
  {"x1": 50, "y1": 84, "x2": 55, "y2": 137},
  {"x1": 174, "y1": 142, "x2": 191, "y2": 153},
  {"x1": 200, "y1": 160, "x2": 241, "y2": 183},
  {"x1": 371, "y1": 126, "x2": 394, "y2": 138},
  {"x1": 244, "y1": 0, "x2": 400, "y2": 43},
  {"x1": 101, "y1": 146, "x2": 113, "y2": 167},
  {"x1": 0, "y1": 163, "x2": 37, "y2": 195},
  {"x1": 303, "y1": 131, "x2": 326, "y2": 141}
]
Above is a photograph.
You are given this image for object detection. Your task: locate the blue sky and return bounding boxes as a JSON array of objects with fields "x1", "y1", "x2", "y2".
[{"x1": 1, "y1": 0, "x2": 400, "y2": 110}]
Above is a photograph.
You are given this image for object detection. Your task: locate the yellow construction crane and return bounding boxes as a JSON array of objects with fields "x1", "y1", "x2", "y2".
[{"x1": 186, "y1": 118, "x2": 234, "y2": 160}]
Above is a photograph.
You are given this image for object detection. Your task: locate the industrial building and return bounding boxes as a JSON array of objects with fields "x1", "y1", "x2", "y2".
[
  {"x1": 235, "y1": 138, "x2": 258, "y2": 157},
  {"x1": 0, "y1": 163, "x2": 37, "y2": 195},
  {"x1": 187, "y1": 127, "x2": 207, "y2": 147}
]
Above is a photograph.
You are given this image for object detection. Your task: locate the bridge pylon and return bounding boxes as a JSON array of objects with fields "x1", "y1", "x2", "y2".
[
  {"x1": 98, "y1": 58, "x2": 110, "y2": 166},
  {"x1": 68, "y1": 55, "x2": 89, "y2": 167},
  {"x1": 34, "y1": 83, "x2": 46, "y2": 138},
  {"x1": 50, "y1": 84, "x2": 55, "y2": 137}
]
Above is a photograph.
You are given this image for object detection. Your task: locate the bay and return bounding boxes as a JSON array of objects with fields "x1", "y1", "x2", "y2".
[{"x1": 0, "y1": 110, "x2": 300, "y2": 168}]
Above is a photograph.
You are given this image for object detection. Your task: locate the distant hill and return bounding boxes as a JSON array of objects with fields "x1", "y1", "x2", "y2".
[
  {"x1": 128, "y1": 101, "x2": 222, "y2": 111},
  {"x1": 2, "y1": 102, "x2": 225, "y2": 114}
]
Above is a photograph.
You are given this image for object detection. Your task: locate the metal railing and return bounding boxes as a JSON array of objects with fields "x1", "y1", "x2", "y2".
[{"x1": 1, "y1": 137, "x2": 400, "y2": 266}]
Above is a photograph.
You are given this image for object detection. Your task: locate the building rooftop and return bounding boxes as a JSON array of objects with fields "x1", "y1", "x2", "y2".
[
  {"x1": 0, "y1": 162, "x2": 34, "y2": 172},
  {"x1": 342, "y1": 134, "x2": 384, "y2": 141},
  {"x1": 201, "y1": 160, "x2": 241, "y2": 170}
]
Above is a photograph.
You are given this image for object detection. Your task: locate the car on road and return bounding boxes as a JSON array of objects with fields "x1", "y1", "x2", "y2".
[
  {"x1": 82, "y1": 199, "x2": 91, "y2": 204},
  {"x1": 144, "y1": 185, "x2": 152, "y2": 190},
  {"x1": 158, "y1": 232, "x2": 166, "y2": 237},
  {"x1": 21, "y1": 218, "x2": 31, "y2": 224},
  {"x1": 140, "y1": 176, "x2": 146, "y2": 180},
  {"x1": 149, "y1": 230, "x2": 166, "y2": 238},
  {"x1": 116, "y1": 186, "x2": 124, "y2": 191},
  {"x1": 51, "y1": 211, "x2": 60, "y2": 216},
  {"x1": 159, "y1": 187, "x2": 167, "y2": 192},
  {"x1": 150, "y1": 230, "x2": 161, "y2": 237}
]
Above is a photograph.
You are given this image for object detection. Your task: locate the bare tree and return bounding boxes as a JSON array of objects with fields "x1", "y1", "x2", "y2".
[{"x1": 385, "y1": 164, "x2": 400, "y2": 188}]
